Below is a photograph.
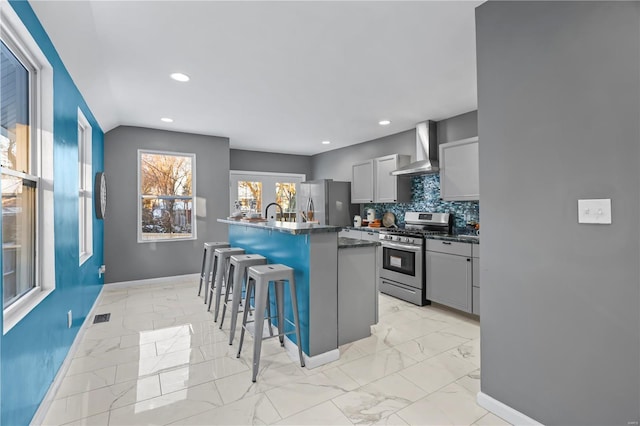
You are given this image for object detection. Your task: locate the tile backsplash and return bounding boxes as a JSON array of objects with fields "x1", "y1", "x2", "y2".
[{"x1": 363, "y1": 174, "x2": 479, "y2": 232}]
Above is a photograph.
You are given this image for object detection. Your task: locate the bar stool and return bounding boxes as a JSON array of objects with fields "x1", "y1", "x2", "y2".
[
  {"x1": 197, "y1": 242, "x2": 230, "y2": 304},
  {"x1": 208, "y1": 247, "x2": 245, "y2": 320},
  {"x1": 219, "y1": 254, "x2": 267, "y2": 345},
  {"x1": 236, "y1": 264, "x2": 305, "y2": 382}
]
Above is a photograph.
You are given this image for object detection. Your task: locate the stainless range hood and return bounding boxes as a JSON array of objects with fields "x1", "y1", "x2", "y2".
[{"x1": 391, "y1": 120, "x2": 438, "y2": 176}]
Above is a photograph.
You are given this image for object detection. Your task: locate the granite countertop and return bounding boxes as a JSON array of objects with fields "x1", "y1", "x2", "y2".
[
  {"x1": 218, "y1": 218, "x2": 341, "y2": 235},
  {"x1": 427, "y1": 234, "x2": 480, "y2": 244},
  {"x1": 343, "y1": 226, "x2": 479, "y2": 244},
  {"x1": 338, "y1": 237, "x2": 381, "y2": 249}
]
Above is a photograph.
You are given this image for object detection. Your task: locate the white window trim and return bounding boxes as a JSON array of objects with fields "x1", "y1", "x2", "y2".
[
  {"x1": 2, "y1": 0, "x2": 55, "y2": 334},
  {"x1": 78, "y1": 108, "x2": 92, "y2": 265},
  {"x1": 137, "y1": 149, "x2": 197, "y2": 243}
]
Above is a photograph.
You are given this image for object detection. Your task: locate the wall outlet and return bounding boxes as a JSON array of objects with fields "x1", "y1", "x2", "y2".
[
  {"x1": 67, "y1": 310, "x2": 72, "y2": 328},
  {"x1": 98, "y1": 264, "x2": 106, "y2": 278}
]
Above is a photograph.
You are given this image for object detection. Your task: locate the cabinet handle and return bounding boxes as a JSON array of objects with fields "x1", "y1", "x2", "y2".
[
  {"x1": 442, "y1": 241, "x2": 452, "y2": 245},
  {"x1": 467, "y1": 258, "x2": 471, "y2": 262}
]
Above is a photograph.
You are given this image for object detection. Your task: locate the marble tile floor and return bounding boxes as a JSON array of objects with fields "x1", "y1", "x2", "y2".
[{"x1": 40, "y1": 277, "x2": 511, "y2": 426}]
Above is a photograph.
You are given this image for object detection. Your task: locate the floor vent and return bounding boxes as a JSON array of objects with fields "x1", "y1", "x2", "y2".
[{"x1": 93, "y1": 313, "x2": 111, "y2": 324}]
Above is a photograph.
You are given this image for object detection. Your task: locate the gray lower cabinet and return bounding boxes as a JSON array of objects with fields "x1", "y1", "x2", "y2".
[
  {"x1": 425, "y1": 240, "x2": 473, "y2": 313},
  {"x1": 338, "y1": 244, "x2": 378, "y2": 345}
]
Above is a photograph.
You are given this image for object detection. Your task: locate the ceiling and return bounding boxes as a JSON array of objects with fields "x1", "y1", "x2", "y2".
[{"x1": 30, "y1": 1, "x2": 481, "y2": 156}]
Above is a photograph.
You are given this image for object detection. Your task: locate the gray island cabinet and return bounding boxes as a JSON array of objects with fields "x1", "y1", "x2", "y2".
[
  {"x1": 337, "y1": 237, "x2": 379, "y2": 345},
  {"x1": 218, "y1": 219, "x2": 379, "y2": 368}
]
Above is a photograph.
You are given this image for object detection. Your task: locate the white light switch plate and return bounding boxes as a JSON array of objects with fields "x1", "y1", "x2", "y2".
[{"x1": 578, "y1": 199, "x2": 611, "y2": 224}]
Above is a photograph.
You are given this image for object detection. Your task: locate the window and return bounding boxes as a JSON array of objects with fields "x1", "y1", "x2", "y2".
[
  {"x1": 1, "y1": 2, "x2": 55, "y2": 333},
  {"x1": 237, "y1": 181, "x2": 262, "y2": 213},
  {"x1": 230, "y1": 171, "x2": 304, "y2": 221},
  {"x1": 78, "y1": 109, "x2": 92, "y2": 264},
  {"x1": 138, "y1": 150, "x2": 196, "y2": 242}
]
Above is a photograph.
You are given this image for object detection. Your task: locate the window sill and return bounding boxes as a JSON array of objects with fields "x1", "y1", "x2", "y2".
[
  {"x1": 137, "y1": 236, "x2": 197, "y2": 244},
  {"x1": 4, "y1": 288, "x2": 54, "y2": 335}
]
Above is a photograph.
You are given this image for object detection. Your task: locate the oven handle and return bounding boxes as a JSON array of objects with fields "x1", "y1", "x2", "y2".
[{"x1": 381, "y1": 241, "x2": 422, "y2": 252}]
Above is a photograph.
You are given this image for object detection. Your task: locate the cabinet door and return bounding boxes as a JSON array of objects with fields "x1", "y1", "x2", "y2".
[
  {"x1": 375, "y1": 155, "x2": 399, "y2": 202},
  {"x1": 439, "y1": 137, "x2": 479, "y2": 201},
  {"x1": 426, "y1": 251, "x2": 472, "y2": 313},
  {"x1": 352, "y1": 160, "x2": 374, "y2": 203}
]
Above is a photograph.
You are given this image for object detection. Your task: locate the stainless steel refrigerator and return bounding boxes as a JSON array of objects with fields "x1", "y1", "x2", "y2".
[{"x1": 298, "y1": 179, "x2": 355, "y2": 226}]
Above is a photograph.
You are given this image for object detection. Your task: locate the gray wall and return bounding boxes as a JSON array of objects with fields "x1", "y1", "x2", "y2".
[
  {"x1": 104, "y1": 126, "x2": 230, "y2": 283},
  {"x1": 311, "y1": 110, "x2": 477, "y2": 181},
  {"x1": 476, "y1": 2, "x2": 640, "y2": 425},
  {"x1": 230, "y1": 149, "x2": 312, "y2": 177}
]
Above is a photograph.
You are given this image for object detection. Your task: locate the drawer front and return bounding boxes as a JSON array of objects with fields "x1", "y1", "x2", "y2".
[
  {"x1": 361, "y1": 230, "x2": 379, "y2": 242},
  {"x1": 339, "y1": 229, "x2": 362, "y2": 239},
  {"x1": 425, "y1": 239, "x2": 472, "y2": 256}
]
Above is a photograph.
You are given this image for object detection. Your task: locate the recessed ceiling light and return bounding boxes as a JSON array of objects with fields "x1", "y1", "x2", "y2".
[
  {"x1": 379, "y1": 120, "x2": 391, "y2": 126},
  {"x1": 322, "y1": 140, "x2": 331, "y2": 145},
  {"x1": 161, "y1": 117, "x2": 173, "y2": 123},
  {"x1": 170, "y1": 72, "x2": 190, "y2": 82}
]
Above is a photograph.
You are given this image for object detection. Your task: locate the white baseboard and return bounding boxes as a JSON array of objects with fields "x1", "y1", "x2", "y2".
[
  {"x1": 105, "y1": 273, "x2": 199, "y2": 289},
  {"x1": 275, "y1": 326, "x2": 339, "y2": 369},
  {"x1": 477, "y1": 391, "x2": 544, "y2": 426},
  {"x1": 30, "y1": 286, "x2": 106, "y2": 425}
]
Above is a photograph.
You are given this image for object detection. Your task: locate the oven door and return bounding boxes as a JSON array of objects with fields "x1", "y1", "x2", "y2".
[{"x1": 379, "y1": 241, "x2": 422, "y2": 289}]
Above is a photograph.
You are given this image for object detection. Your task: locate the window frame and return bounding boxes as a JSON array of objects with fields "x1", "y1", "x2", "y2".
[
  {"x1": 137, "y1": 149, "x2": 197, "y2": 243},
  {"x1": 1, "y1": 0, "x2": 56, "y2": 334},
  {"x1": 78, "y1": 108, "x2": 92, "y2": 265}
]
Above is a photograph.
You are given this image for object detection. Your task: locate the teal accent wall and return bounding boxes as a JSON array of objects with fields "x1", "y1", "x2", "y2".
[{"x1": 1, "y1": 2, "x2": 104, "y2": 425}]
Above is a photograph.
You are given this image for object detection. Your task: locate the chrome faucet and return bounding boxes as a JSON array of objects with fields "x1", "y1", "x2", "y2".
[{"x1": 264, "y1": 202, "x2": 283, "y2": 221}]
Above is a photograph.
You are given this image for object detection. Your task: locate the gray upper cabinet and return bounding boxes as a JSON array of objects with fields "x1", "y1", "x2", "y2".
[
  {"x1": 351, "y1": 159, "x2": 374, "y2": 203},
  {"x1": 439, "y1": 136, "x2": 479, "y2": 201},
  {"x1": 374, "y1": 154, "x2": 411, "y2": 203},
  {"x1": 352, "y1": 154, "x2": 410, "y2": 203}
]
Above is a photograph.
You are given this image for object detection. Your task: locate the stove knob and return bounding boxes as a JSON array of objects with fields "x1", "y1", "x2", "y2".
[{"x1": 404, "y1": 238, "x2": 411, "y2": 243}]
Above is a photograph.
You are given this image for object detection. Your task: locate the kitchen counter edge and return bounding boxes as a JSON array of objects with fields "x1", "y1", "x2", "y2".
[{"x1": 218, "y1": 218, "x2": 341, "y2": 235}]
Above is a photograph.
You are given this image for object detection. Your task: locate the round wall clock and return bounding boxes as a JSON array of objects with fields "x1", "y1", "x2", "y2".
[{"x1": 94, "y1": 172, "x2": 107, "y2": 219}]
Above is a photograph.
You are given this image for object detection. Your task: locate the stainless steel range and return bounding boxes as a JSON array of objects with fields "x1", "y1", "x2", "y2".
[{"x1": 378, "y1": 212, "x2": 452, "y2": 305}]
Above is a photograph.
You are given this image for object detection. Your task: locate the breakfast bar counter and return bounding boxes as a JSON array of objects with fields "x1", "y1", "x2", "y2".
[{"x1": 218, "y1": 219, "x2": 341, "y2": 367}]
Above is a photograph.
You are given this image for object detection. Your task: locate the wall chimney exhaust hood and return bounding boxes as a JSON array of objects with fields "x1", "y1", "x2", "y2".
[{"x1": 391, "y1": 120, "x2": 438, "y2": 176}]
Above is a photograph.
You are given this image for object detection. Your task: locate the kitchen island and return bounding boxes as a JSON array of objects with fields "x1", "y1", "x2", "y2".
[{"x1": 218, "y1": 219, "x2": 344, "y2": 368}]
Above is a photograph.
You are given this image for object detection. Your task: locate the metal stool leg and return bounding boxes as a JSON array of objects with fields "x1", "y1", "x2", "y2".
[
  {"x1": 251, "y1": 278, "x2": 268, "y2": 382},
  {"x1": 197, "y1": 247, "x2": 208, "y2": 296},
  {"x1": 228, "y1": 268, "x2": 247, "y2": 345},
  {"x1": 219, "y1": 262, "x2": 236, "y2": 329},
  {"x1": 275, "y1": 280, "x2": 285, "y2": 346},
  {"x1": 288, "y1": 277, "x2": 305, "y2": 367},
  {"x1": 236, "y1": 277, "x2": 254, "y2": 358}
]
